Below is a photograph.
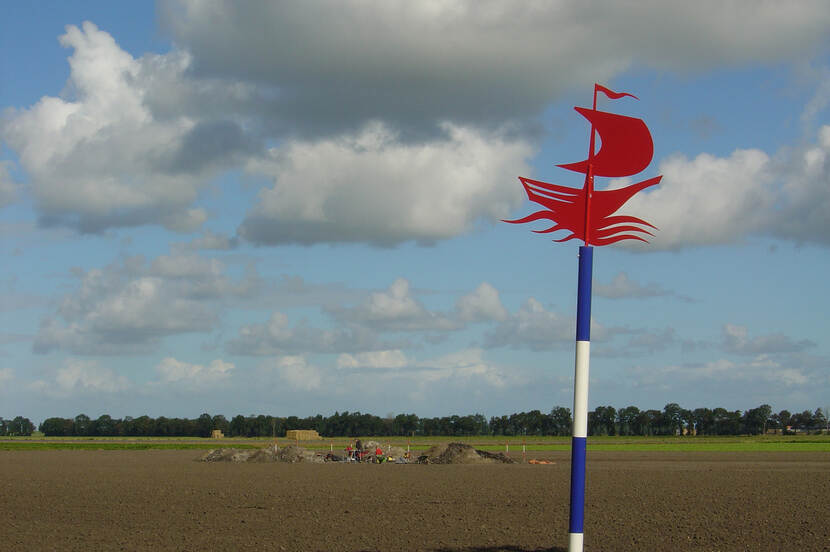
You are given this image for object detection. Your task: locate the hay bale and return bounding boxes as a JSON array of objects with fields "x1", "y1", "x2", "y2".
[{"x1": 285, "y1": 429, "x2": 321, "y2": 441}]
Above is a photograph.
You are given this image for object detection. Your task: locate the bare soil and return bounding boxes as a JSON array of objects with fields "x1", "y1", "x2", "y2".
[{"x1": 1, "y1": 450, "x2": 828, "y2": 551}]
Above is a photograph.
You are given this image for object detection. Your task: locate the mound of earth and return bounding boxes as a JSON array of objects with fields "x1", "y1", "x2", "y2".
[
  {"x1": 417, "y1": 442, "x2": 515, "y2": 464},
  {"x1": 200, "y1": 445, "x2": 324, "y2": 463},
  {"x1": 276, "y1": 445, "x2": 324, "y2": 464}
]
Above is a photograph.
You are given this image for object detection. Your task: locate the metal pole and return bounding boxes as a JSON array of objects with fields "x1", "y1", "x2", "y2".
[{"x1": 569, "y1": 245, "x2": 592, "y2": 552}]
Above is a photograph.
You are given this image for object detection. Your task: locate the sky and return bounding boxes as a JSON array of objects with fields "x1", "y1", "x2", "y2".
[{"x1": 2, "y1": 1, "x2": 829, "y2": 423}]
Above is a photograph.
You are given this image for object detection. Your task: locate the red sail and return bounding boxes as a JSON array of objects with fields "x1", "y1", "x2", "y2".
[{"x1": 557, "y1": 107, "x2": 654, "y2": 177}]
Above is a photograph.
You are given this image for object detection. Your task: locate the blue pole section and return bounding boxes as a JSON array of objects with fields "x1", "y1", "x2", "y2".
[{"x1": 569, "y1": 245, "x2": 593, "y2": 552}]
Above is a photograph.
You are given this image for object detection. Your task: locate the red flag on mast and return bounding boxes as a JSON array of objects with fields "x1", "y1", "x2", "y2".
[{"x1": 595, "y1": 84, "x2": 638, "y2": 101}]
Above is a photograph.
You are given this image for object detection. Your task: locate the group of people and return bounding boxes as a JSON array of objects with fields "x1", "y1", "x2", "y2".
[{"x1": 345, "y1": 439, "x2": 386, "y2": 463}]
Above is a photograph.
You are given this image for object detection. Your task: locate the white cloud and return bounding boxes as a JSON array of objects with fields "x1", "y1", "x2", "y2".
[
  {"x1": 337, "y1": 350, "x2": 408, "y2": 371},
  {"x1": 155, "y1": 357, "x2": 234, "y2": 385},
  {"x1": 484, "y1": 297, "x2": 574, "y2": 350},
  {"x1": 30, "y1": 359, "x2": 129, "y2": 396},
  {"x1": 623, "y1": 149, "x2": 775, "y2": 250},
  {"x1": 0, "y1": 22, "x2": 251, "y2": 233},
  {"x1": 722, "y1": 324, "x2": 815, "y2": 355},
  {"x1": 161, "y1": 1, "x2": 830, "y2": 136},
  {"x1": 413, "y1": 348, "x2": 509, "y2": 389},
  {"x1": 772, "y1": 125, "x2": 830, "y2": 244},
  {"x1": 456, "y1": 282, "x2": 508, "y2": 322},
  {"x1": 5, "y1": 12, "x2": 830, "y2": 248},
  {"x1": 274, "y1": 355, "x2": 321, "y2": 391},
  {"x1": 630, "y1": 355, "x2": 812, "y2": 389},
  {"x1": 334, "y1": 348, "x2": 513, "y2": 393},
  {"x1": 227, "y1": 311, "x2": 385, "y2": 355},
  {"x1": 239, "y1": 122, "x2": 532, "y2": 245},
  {"x1": 330, "y1": 278, "x2": 459, "y2": 332},
  {"x1": 34, "y1": 252, "x2": 255, "y2": 354},
  {"x1": 623, "y1": 124, "x2": 830, "y2": 250}
]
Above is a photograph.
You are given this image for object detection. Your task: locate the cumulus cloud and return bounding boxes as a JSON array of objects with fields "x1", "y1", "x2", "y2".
[
  {"x1": 622, "y1": 149, "x2": 776, "y2": 250},
  {"x1": 455, "y1": 282, "x2": 508, "y2": 322},
  {"x1": 337, "y1": 350, "x2": 408, "y2": 371},
  {"x1": 412, "y1": 348, "x2": 509, "y2": 389},
  {"x1": 273, "y1": 355, "x2": 322, "y2": 391},
  {"x1": 155, "y1": 357, "x2": 233, "y2": 385},
  {"x1": 622, "y1": 124, "x2": 830, "y2": 251},
  {"x1": 160, "y1": 1, "x2": 830, "y2": 137},
  {"x1": 5, "y1": 9, "x2": 830, "y2": 247},
  {"x1": 227, "y1": 311, "x2": 386, "y2": 355},
  {"x1": 722, "y1": 324, "x2": 816, "y2": 355},
  {"x1": 0, "y1": 367, "x2": 13, "y2": 385},
  {"x1": 239, "y1": 122, "x2": 532, "y2": 246},
  {"x1": 330, "y1": 278, "x2": 459, "y2": 332},
  {"x1": 29, "y1": 359, "x2": 130, "y2": 396},
  {"x1": 484, "y1": 297, "x2": 574, "y2": 350},
  {"x1": 229, "y1": 279, "x2": 516, "y2": 355},
  {"x1": 0, "y1": 22, "x2": 252, "y2": 233},
  {"x1": 335, "y1": 348, "x2": 512, "y2": 391},
  {"x1": 772, "y1": 125, "x2": 830, "y2": 244},
  {"x1": 34, "y1": 252, "x2": 255, "y2": 354},
  {"x1": 629, "y1": 355, "x2": 812, "y2": 390}
]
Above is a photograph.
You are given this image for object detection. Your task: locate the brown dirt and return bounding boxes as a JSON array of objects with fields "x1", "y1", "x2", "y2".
[
  {"x1": 1, "y1": 449, "x2": 828, "y2": 551},
  {"x1": 418, "y1": 442, "x2": 516, "y2": 464}
]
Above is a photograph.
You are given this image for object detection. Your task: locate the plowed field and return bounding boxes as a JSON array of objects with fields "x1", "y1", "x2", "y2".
[{"x1": 2, "y1": 450, "x2": 828, "y2": 551}]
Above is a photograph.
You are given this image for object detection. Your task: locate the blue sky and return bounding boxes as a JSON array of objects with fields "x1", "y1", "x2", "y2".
[{"x1": 2, "y1": 1, "x2": 829, "y2": 423}]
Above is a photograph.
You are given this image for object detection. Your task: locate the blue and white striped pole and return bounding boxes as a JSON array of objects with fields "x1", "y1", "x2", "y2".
[{"x1": 569, "y1": 245, "x2": 592, "y2": 552}]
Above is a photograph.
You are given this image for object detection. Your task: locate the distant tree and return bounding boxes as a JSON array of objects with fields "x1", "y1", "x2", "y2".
[
  {"x1": 692, "y1": 408, "x2": 713, "y2": 435},
  {"x1": 133, "y1": 415, "x2": 155, "y2": 436},
  {"x1": 9, "y1": 416, "x2": 35, "y2": 436},
  {"x1": 39, "y1": 418, "x2": 71, "y2": 436},
  {"x1": 588, "y1": 406, "x2": 616, "y2": 436},
  {"x1": 392, "y1": 413, "x2": 419, "y2": 436},
  {"x1": 679, "y1": 409, "x2": 694, "y2": 435},
  {"x1": 93, "y1": 414, "x2": 116, "y2": 436},
  {"x1": 616, "y1": 406, "x2": 639, "y2": 436},
  {"x1": 196, "y1": 413, "x2": 213, "y2": 437},
  {"x1": 742, "y1": 404, "x2": 772, "y2": 435},
  {"x1": 550, "y1": 407, "x2": 572, "y2": 436},
  {"x1": 662, "y1": 403, "x2": 683, "y2": 435},
  {"x1": 812, "y1": 408, "x2": 827, "y2": 433},
  {"x1": 775, "y1": 410, "x2": 792, "y2": 432},
  {"x1": 73, "y1": 414, "x2": 91, "y2": 436}
]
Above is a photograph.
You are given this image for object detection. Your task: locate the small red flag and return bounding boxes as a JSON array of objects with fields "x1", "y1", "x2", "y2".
[{"x1": 595, "y1": 84, "x2": 638, "y2": 101}]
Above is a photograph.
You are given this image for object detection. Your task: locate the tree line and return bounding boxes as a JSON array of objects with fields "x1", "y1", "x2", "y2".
[{"x1": 2, "y1": 404, "x2": 828, "y2": 438}]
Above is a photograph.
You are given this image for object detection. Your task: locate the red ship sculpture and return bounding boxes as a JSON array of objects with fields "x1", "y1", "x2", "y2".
[{"x1": 505, "y1": 84, "x2": 661, "y2": 246}]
